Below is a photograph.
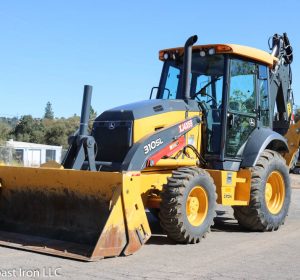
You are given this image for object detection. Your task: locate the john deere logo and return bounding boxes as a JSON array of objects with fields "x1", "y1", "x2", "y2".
[
  {"x1": 108, "y1": 122, "x2": 116, "y2": 130},
  {"x1": 249, "y1": 118, "x2": 255, "y2": 127}
]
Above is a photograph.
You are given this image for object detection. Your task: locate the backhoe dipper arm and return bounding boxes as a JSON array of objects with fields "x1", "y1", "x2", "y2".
[{"x1": 269, "y1": 33, "x2": 294, "y2": 125}]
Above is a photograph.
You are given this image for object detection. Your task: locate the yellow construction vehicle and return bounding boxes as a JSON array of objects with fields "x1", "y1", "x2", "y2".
[{"x1": 0, "y1": 33, "x2": 295, "y2": 261}]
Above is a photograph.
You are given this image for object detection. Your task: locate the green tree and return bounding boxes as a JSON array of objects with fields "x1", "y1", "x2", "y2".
[
  {"x1": 44, "y1": 121, "x2": 67, "y2": 147},
  {"x1": 90, "y1": 106, "x2": 97, "y2": 120},
  {"x1": 89, "y1": 106, "x2": 97, "y2": 132},
  {"x1": 12, "y1": 115, "x2": 45, "y2": 143},
  {"x1": 43, "y1": 116, "x2": 80, "y2": 148},
  {"x1": 44, "y1": 101, "x2": 54, "y2": 120},
  {"x1": 0, "y1": 122, "x2": 11, "y2": 144},
  {"x1": 64, "y1": 115, "x2": 80, "y2": 136}
]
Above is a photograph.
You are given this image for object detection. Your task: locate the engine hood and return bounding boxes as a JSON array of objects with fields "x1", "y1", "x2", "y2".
[{"x1": 95, "y1": 99, "x2": 199, "y2": 121}]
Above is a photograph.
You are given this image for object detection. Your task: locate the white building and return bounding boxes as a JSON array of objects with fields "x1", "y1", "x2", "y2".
[{"x1": 6, "y1": 139, "x2": 62, "y2": 167}]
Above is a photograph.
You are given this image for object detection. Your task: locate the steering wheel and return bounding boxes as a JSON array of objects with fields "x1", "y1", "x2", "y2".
[{"x1": 196, "y1": 97, "x2": 211, "y2": 111}]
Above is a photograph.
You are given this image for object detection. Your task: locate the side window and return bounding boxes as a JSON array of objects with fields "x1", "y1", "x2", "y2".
[
  {"x1": 46, "y1": 149, "x2": 56, "y2": 162},
  {"x1": 163, "y1": 66, "x2": 180, "y2": 99},
  {"x1": 15, "y1": 149, "x2": 24, "y2": 165},
  {"x1": 229, "y1": 60, "x2": 256, "y2": 115},
  {"x1": 258, "y1": 65, "x2": 270, "y2": 127}
]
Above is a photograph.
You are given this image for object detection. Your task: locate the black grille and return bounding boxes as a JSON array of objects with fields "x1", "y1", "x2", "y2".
[{"x1": 92, "y1": 121, "x2": 133, "y2": 162}]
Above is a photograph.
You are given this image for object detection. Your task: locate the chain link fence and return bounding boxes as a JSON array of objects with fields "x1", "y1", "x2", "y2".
[{"x1": 0, "y1": 146, "x2": 67, "y2": 166}]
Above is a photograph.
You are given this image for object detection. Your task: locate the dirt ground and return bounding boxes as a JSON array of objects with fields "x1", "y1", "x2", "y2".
[{"x1": 0, "y1": 176, "x2": 299, "y2": 279}]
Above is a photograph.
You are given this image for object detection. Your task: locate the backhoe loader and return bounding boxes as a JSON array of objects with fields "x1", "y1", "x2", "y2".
[{"x1": 0, "y1": 33, "x2": 295, "y2": 261}]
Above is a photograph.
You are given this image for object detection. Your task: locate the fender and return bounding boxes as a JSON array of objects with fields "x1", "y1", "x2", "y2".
[
  {"x1": 240, "y1": 127, "x2": 289, "y2": 168},
  {"x1": 121, "y1": 116, "x2": 201, "y2": 171}
]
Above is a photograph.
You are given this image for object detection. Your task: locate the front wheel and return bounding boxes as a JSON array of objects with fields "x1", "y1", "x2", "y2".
[
  {"x1": 233, "y1": 150, "x2": 291, "y2": 231},
  {"x1": 159, "y1": 167, "x2": 217, "y2": 243}
]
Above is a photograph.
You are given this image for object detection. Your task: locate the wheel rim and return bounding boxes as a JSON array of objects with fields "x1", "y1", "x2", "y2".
[
  {"x1": 186, "y1": 186, "x2": 208, "y2": 226},
  {"x1": 265, "y1": 171, "x2": 285, "y2": 214}
]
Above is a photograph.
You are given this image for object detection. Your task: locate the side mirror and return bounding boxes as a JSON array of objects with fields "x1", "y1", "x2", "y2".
[
  {"x1": 150, "y1": 87, "x2": 171, "y2": 99},
  {"x1": 150, "y1": 87, "x2": 159, "y2": 99}
]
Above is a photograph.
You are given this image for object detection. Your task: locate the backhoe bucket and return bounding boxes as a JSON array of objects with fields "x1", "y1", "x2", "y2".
[{"x1": 0, "y1": 166, "x2": 151, "y2": 261}]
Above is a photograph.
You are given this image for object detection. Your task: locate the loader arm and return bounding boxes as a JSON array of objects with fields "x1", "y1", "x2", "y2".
[{"x1": 122, "y1": 116, "x2": 201, "y2": 171}]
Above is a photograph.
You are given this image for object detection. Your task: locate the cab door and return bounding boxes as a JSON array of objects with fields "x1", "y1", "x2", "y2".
[{"x1": 225, "y1": 59, "x2": 258, "y2": 158}]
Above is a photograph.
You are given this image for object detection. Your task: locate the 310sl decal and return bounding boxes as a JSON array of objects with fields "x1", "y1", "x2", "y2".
[{"x1": 144, "y1": 138, "x2": 164, "y2": 154}]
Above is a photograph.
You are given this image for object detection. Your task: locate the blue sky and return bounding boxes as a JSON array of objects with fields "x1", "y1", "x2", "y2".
[{"x1": 0, "y1": 0, "x2": 299, "y2": 118}]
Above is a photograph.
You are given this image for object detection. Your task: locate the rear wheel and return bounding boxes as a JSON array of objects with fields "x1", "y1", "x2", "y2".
[
  {"x1": 159, "y1": 167, "x2": 217, "y2": 243},
  {"x1": 233, "y1": 149, "x2": 291, "y2": 231}
]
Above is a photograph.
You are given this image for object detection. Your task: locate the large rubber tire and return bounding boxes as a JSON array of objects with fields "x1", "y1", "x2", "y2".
[
  {"x1": 159, "y1": 167, "x2": 217, "y2": 243},
  {"x1": 233, "y1": 150, "x2": 291, "y2": 231}
]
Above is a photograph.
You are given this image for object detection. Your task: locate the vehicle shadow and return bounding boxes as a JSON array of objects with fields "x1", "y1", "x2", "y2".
[
  {"x1": 146, "y1": 210, "x2": 251, "y2": 245},
  {"x1": 211, "y1": 210, "x2": 250, "y2": 233}
]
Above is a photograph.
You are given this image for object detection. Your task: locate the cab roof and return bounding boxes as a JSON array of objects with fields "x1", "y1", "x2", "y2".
[{"x1": 159, "y1": 44, "x2": 278, "y2": 67}]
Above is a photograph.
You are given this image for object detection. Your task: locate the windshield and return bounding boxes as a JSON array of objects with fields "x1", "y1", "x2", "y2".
[
  {"x1": 157, "y1": 54, "x2": 225, "y2": 155},
  {"x1": 157, "y1": 54, "x2": 225, "y2": 101}
]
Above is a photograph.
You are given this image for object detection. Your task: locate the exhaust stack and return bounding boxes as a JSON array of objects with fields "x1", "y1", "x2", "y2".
[{"x1": 181, "y1": 35, "x2": 198, "y2": 100}]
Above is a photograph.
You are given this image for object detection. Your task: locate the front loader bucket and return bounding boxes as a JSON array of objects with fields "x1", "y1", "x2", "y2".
[{"x1": 0, "y1": 166, "x2": 151, "y2": 261}]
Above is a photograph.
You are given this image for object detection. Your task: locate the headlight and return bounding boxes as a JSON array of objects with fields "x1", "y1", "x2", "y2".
[
  {"x1": 163, "y1": 53, "x2": 169, "y2": 60},
  {"x1": 199, "y1": 50, "x2": 206, "y2": 57},
  {"x1": 208, "y1": 48, "x2": 215, "y2": 55}
]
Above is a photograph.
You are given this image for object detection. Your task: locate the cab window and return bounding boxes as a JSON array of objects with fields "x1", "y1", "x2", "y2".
[
  {"x1": 258, "y1": 65, "x2": 270, "y2": 127},
  {"x1": 229, "y1": 59, "x2": 256, "y2": 115},
  {"x1": 226, "y1": 59, "x2": 257, "y2": 157},
  {"x1": 163, "y1": 65, "x2": 180, "y2": 99}
]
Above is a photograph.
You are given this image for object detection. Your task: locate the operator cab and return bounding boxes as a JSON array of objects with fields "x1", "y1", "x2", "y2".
[{"x1": 156, "y1": 45, "x2": 272, "y2": 170}]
